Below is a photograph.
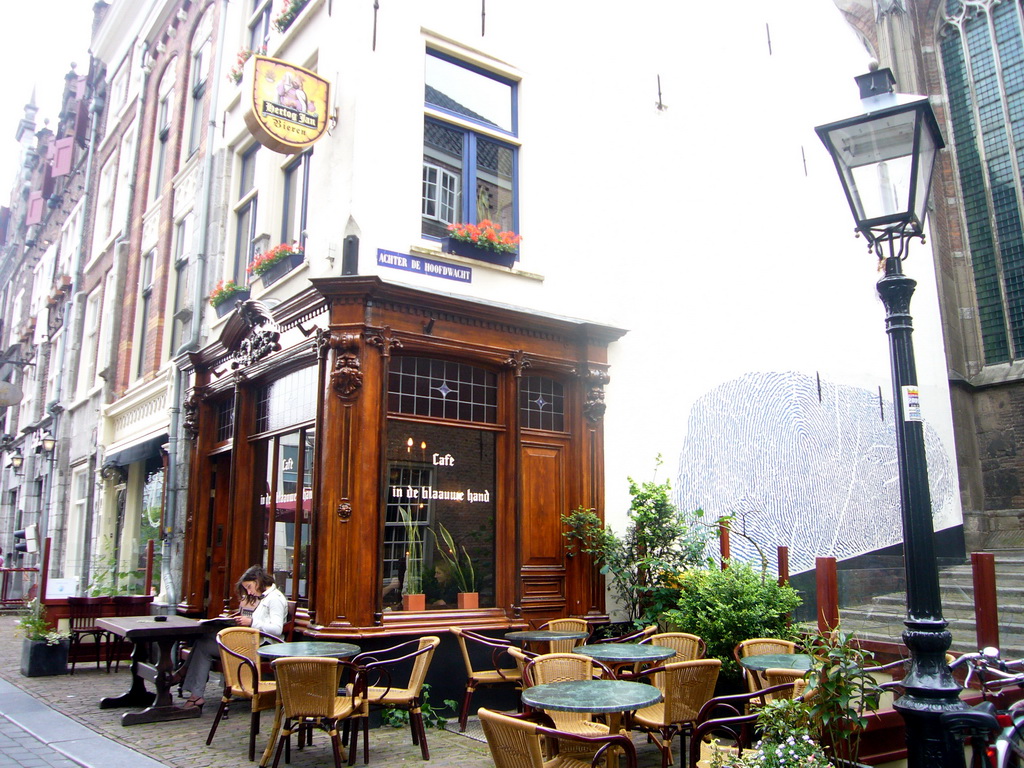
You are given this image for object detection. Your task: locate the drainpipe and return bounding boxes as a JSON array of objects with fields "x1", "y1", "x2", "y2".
[{"x1": 164, "y1": 0, "x2": 228, "y2": 608}]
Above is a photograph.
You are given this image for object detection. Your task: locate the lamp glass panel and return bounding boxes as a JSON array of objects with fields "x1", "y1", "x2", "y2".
[
  {"x1": 912, "y1": 121, "x2": 939, "y2": 227},
  {"x1": 828, "y1": 109, "x2": 920, "y2": 225}
]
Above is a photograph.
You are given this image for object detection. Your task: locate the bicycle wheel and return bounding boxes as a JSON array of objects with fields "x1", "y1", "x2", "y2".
[{"x1": 1005, "y1": 721, "x2": 1024, "y2": 768}]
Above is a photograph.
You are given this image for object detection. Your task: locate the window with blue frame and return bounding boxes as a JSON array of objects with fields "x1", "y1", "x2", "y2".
[{"x1": 422, "y1": 50, "x2": 518, "y2": 241}]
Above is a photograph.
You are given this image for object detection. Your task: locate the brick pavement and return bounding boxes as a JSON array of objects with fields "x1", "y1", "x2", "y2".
[{"x1": 0, "y1": 614, "x2": 669, "y2": 767}]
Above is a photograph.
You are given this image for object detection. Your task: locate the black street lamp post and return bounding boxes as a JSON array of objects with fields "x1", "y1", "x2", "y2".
[{"x1": 815, "y1": 68, "x2": 966, "y2": 766}]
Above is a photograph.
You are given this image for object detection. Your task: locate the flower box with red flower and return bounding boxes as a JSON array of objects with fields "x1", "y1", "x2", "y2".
[
  {"x1": 248, "y1": 244, "x2": 305, "y2": 287},
  {"x1": 443, "y1": 220, "x2": 520, "y2": 268},
  {"x1": 209, "y1": 280, "x2": 250, "y2": 317}
]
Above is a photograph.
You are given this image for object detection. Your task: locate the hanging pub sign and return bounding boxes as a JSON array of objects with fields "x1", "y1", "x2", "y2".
[{"x1": 243, "y1": 55, "x2": 330, "y2": 154}]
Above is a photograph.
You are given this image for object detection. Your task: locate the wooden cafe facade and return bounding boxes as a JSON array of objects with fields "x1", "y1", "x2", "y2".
[{"x1": 177, "y1": 276, "x2": 626, "y2": 639}]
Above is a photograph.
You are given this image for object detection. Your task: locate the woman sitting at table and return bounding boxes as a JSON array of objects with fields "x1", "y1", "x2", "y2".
[{"x1": 181, "y1": 564, "x2": 288, "y2": 712}]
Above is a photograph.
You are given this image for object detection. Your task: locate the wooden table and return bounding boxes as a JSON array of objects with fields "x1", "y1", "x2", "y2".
[
  {"x1": 97, "y1": 615, "x2": 209, "y2": 726},
  {"x1": 258, "y1": 640, "x2": 362, "y2": 767},
  {"x1": 521, "y1": 679, "x2": 661, "y2": 768}
]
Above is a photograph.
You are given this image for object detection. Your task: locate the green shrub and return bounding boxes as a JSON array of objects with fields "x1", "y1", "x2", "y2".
[
  {"x1": 661, "y1": 561, "x2": 801, "y2": 681},
  {"x1": 562, "y1": 457, "x2": 711, "y2": 627}
]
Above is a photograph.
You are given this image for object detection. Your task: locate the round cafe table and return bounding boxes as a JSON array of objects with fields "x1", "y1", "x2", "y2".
[
  {"x1": 257, "y1": 641, "x2": 361, "y2": 660},
  {"x1": 573, "y1": 642, "x2": 675, "y2": 678},
  {"x1": 522, "y1": 679, "x2": 661, "y2": 768},
  {"x1": 505, "y1": 629, "x2": 588, "y2": 648},
  {"x1": 737, "y1": 653, "x2": 813, "y2": 673}
]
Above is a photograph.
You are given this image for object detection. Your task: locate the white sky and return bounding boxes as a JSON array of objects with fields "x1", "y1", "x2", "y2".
[{"x1": 0, "y1": 1, "x2": 94, "y2": 207}]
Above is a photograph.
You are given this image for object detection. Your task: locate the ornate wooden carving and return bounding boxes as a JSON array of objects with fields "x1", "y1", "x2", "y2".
[
  {"x1": 503, "y1": 349, "x2": 531, "y2": 378},
  {"x1": 337, "y1": 501, "x2": 352, "y2": 521},
  {"x1": 329, "y1": 333, "x2": 363, "y2": 401},
  {"x1": 230, "y1": 301, "x2": 282, "y2": 369},
  {"x1": 581, "y1": 369, "x2": 610, "y2": 423},
  {"x1": 366, "y1": 326, "x2": 403, "y2": 359},
  {"x1": 182, "y1": 389, "x2": 204, "y2": 441}
]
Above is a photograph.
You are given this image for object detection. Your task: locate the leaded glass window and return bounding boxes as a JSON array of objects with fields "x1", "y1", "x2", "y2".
[
  {"x1": 940, "y1": 0, "x2": 1024, "y2": 362},
  {"x1": 388, "y1": 357, "x2": 497, "y2": 423},
  {"x1": 520, "y1": 376, "x2": 565, "y2": 432}
]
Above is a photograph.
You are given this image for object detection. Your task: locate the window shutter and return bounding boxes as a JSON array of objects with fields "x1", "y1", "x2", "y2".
[
  {"x1": 52, "y1": 137, "x2": 74, "y2": 177},
  {"x1": 74, "y1": 101, "x2": 90, "y2": 146},
  {"x1": 25, "y1": 193, "x2": 44, "y2": 225},
  {"x1": 40, "y1": 164, "x2": 55, "y2": 201}
]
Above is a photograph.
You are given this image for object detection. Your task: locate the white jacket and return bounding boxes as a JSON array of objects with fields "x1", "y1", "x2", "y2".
[{"x1": 251, "y1": 583, "x2": 288, "y2": 640}]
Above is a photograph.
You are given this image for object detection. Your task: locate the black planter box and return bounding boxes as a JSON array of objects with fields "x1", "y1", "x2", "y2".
[
  {"x1": 256, "y1": 253, "x2": 304, "y2": 287},
  {"x1": 20, "y1": 637, "x2": 69, "y2": 677},
  {"x1": 441, "y1": 237, "x2": 517, "y2": 268},
  {"x1": 213, "y1": 289, "x2": 251, "y2": 318}
]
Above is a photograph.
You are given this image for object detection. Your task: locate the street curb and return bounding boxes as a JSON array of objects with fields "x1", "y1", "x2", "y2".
[{"x1": 0, "y1": 679, "x2": 167, "y2": 768}]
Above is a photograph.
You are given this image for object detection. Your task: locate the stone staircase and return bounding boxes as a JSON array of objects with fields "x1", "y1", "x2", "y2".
[{"x1": 835, "y1": 550, "x2": 1024, "y2": 659}]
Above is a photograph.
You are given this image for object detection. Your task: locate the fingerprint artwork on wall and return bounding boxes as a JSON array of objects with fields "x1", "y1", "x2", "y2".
[{"x1": 674, "y1": 371, "x2": 957, "y2": 575}]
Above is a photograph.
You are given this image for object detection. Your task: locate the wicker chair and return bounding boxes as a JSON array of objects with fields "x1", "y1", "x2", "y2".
[
  {"x1": 523, "y1": 653, "x2": 615, "y2": 753},
  {"x1": 538, "y1": 619, "x2": 590, "y2": 653},
  {"x1": 508, "y1": 646, "x2": 538, "y2": 686},
  {"x1": 643, "y1": 633, "x2": 706, "y2": 688},
  {"x1": 67, "y1": 596, "x2": 111, "y2": 674},
  {"x1": 632, "y1": 659, "x2": 721, "y2": 768},
  {"x1": 594, "y1": 625, "x2": 657, "y2": 644},
  {"x1": 763, "y1": 668, "x2": 808, "y2": 700},
  {"x1": 206, "y1": 627, "x2": 280, "y2": 761},
  {"x1": 354, "y1": 635, "x2": 440, "y2": 760},
  {"x1": 451, "y1": 628, "x2": 522, "y2": 731},
  {"x1": 733, "y1": 638, "x2": 797, "y2": 693},
  {"x1": 479, "y1": 708, "x2": 638, "y2": 768},
  {"x1": 268, "y1": 656, "x2": 364, "y2": 768},
  {"x1": 688, "y1": 683, "x2": 797, "y2": 768}
]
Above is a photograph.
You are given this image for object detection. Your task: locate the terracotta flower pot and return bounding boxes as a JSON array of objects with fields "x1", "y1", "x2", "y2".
[
  {"x1": 457, "y1": 592, "x2": 479, "y2": 610},
  {"x1": 402, "y1": 593, "x2": 426, "y2": 611}
]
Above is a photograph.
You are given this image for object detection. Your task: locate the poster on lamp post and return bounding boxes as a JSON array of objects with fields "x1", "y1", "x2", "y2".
[{"x1": 244, "y1": 55, "x2": 330, "y2": 154}]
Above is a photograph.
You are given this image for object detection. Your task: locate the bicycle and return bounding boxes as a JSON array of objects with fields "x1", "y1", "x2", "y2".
[{"x1": 941, "y1": 647, "x2": 1024, "y2": 768}]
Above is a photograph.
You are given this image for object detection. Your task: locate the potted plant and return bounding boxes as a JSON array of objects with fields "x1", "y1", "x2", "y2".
[
  {"x1": 803, "y1": 628, "x2": 884, "y2": 765},
  {"x1": 707, "y1": 697, "x2": 832, "y2": 768},
  {"x1": 561, "y1": 457, "x2": 712, "y2": 629},
  {"x1": 273, "y1": 0, "x2": 310, "y2": 32},
  {"x1": 661, "y1": 560, "x2": 801, "y2": 686},
  {"x1": 398, "y1": 508, "x2": 425, "y2": 611},
  {"x1": 229, "y1": 48, "x2": 255, "y2": 85},
  {"x1": 443, "y1": 220, "x2": 521, "y2": 268},
  {"x1": 248, "y1": 243, "x2": 305, "y2": 287},
  {"x1": 431, "y1": 522, "x2": 477, "y2": 609},
  {"x1": 208, "y1": 279, "x2": 250, "y2": 317},
  {"x1": 17, "y1": 599, "x2": 71, "y2": 677}
]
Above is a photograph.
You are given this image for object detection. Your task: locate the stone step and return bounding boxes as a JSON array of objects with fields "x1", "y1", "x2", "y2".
[{"x1": 833, "y1": 548, "x2": 1024, "y2": 660}]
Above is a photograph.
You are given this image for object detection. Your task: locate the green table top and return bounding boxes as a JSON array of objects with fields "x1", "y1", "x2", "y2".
[
  {"x1": 521, "y1": 679, "x2": 662, "y2": 713},
  {"x1": 738, "y1": 653, "x2": 812, "y2": 672},
  {"x1": 574, "y1": 643, "x2": 675, "y2": 665},
  {"x1": 506, "y1": 630, "x2": 589, "y2": 644},
  {"x1": 257, "y1": 641, "x2": 361, "y2": 659}
]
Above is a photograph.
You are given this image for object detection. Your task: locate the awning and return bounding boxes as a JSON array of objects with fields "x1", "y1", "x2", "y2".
[{"x1": 104, "y1": 433, "x2": 167, "y2": 467}]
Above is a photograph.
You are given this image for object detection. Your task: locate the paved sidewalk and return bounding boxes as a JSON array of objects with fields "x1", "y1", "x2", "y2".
[{"x1": 0, "y1": 613, "x2": 669, "y2": 768}]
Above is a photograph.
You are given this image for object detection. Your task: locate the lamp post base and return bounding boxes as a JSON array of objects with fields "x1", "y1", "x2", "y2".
[{"x1": 892, "y1": 622, "x2": 965, "y2": 767}]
